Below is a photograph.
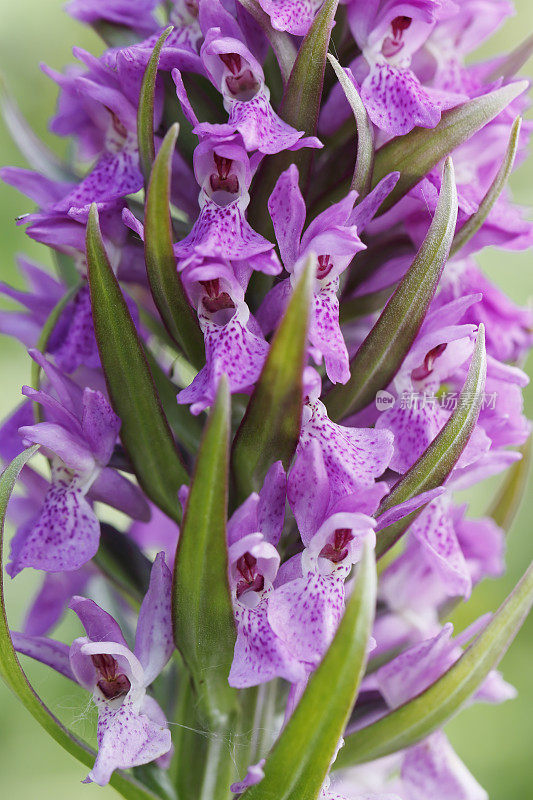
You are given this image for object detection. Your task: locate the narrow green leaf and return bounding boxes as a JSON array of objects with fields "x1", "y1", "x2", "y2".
[
  {"x1": 327, "y1": 55, "x2": 374, "y2": 195},
  {"x1": 137, "y1": 26, "x2": 173, "y2": 184},
  {"x1": 86, "y1": 204, "x2": 187, "y2": 522},
  {"x1": 0, "y1": 448, "x2": 159, "y2": 800},
  {"x1": 95, "y1": 523, "x2": 153, "y2": 606},
  {"x1": 372, "y1": 80, "x2": 528, "y2": 213},
  {"x1": 0, "y1": 76, "x2": 77, "y2": 182},
  {"x1": 242, "y1": 545, "x2": 376, "y2": 800},
  {"x1": 375, "y1": 325, "x2": 487, "y2": 558},
  {"x1": 172, "y1": 377, "x2": 237, "y2": 726},
  {"x1": 232, "y1": 259, "x2": 314, "y2": 501},
  {"x1": 336, "y1": 559, "x2": 533, "y2": 769},
  {"x1": 144, "y1": 123, "x2": 205, "y2": 368},
  {"x1": 489, "y1": 437, "x2": 531, "y2": 531},
  {"x1": 339, "y1": 285, "x2": 396, "y2": 323},
  {"x1": 326, "y1": 158, "x2": 458, "y2": 421},
  {"x1": 450, "y1": 117, "x2": 522, "y2": 257},
  {"x1": 235, "y1": 0, "x2": 297, "y2": 85},
  {"x1": 144, "y1": 347, "x2": 203, "y2": 454},
  {"x1": 488, "y1": 33, "x2": 533, "y2": 81}
]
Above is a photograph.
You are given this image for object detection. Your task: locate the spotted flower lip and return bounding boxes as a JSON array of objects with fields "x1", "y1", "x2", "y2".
[
  {"x1": 12, "y1": 553, "x2": 174, "y2": 786},
  {"x1": 1, "y1": 0, "x2": 532, "y2": 796}
]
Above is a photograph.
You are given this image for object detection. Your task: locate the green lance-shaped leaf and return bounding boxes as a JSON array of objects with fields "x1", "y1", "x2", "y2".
[
  {"x1": 86, "y1": 204, "x2": 187, "y2": 522},
  {"x1": 375, "y1": 325, "x2": 487, "y2": 559},
  {"x1": 0, "y1": 447, "x2": 160, "y2": 800},
  {"x1": 0, "y1": 75, "x2": 77, "y2": 182},
  {"x1": 488, "y1": 33, "x2": 533, "y2": 81},
  {"x1": 137, "y1": 26, "x2": 173, "y2": 184},
  {"x1": 232, "y1": 258, "x2": 314, "y2": 501},
  {"x1": 489, "y1": 437, "x2": 532, "y2": 532},
  {"x1": 326, "y1": 158, "x2": 458, "y2": 422},
  {"x1": 172, "y1": 377, "x2": 237, "y2": 725},
  {"x1": 241, "y1": 544, "x2": 376, "y2": 800},
  {"x1": 450, "y1": 117, "x2": 522, "y2": 257},
  {"x1": 372, "y1": 80, "x2": 528, "y2": 214},
  {"x1": 95, "y1": 523, "x2": 153, "y2": 606},
  {"x1": 327, "y1": 54, "x2": 374, "y2": 196},
  {"x1": 236, "y1": 0, "x2": 297, "y2": 85},
  {"x1": 144, "y1": 123, "x2": 205, "y2": 367},
  {"x1": 336, "y1": 559, "x2": 533, "y2": 769}
]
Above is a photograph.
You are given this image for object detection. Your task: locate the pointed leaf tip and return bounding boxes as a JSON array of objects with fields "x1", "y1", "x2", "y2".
[
  {"x1": 138, "y1": 25, "x2": 174, "y2": 184},
  {"x1": 327, "y1": 157, "x2": 458, "y2": 421},
  {"x1": 372, "y1": 81, "x2": 528, "y2": 213},
  {"x1": 232, "y1": 256, "x2": 314, "y2": 501},
  {"x1": 327, "y1": 54, "x2": 374, "y2": 196},
  {"x1": 86, "y1": 205, "x2": 187, "y2": 523},
  {"x1": 144, "y1": 122, "x2": 205, "y2": 368}
]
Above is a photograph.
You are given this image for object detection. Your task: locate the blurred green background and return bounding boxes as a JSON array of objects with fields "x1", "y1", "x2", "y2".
[{"x1": 0, "y1": 1, "x2": 531, "y2": 797}]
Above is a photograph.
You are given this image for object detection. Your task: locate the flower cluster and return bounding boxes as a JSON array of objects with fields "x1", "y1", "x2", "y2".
[{"x1": 0, "y1": 1, "x2": 532, "y2": 798}]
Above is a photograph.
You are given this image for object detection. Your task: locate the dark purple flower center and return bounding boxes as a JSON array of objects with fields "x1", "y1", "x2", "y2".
[
  {"x1": 201, "y1": 279, "x2": 235, "y2": 313},
  {"x1": 220, "y1": 52, "x2": 260, "y2": 100},
  {"x1": 210, "y1": 153, "x2": 240, "y2": 196},
  {"x1": 319, "y1": 528, "x2": 354, "y2": 564},
  {"x1": 411, "y1": 342, "x2": 448, "y2": 382},
  {"x1": 236, "y1": 552, "x2": 265, "y2": 599},
  {"x1": 91, "y1": 653, "x2": 131, "y2": 701},
  {"x1": 317, "y1": 254, "x2": 333, "y2": 279},
  {"x1": 382, "y1": 15, "x2": 412, "y2": 58}
]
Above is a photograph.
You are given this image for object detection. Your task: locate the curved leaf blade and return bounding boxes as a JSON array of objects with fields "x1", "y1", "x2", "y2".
[
  {"x1": 0, "y1": 76, "x2": 77, "y2": 182},
  {"x1": 375, "y1": 324, "x2": 487, "y2": 558},
  {"x1": 144, "y1": 123, "x2": 205, "y2": 367},
  {"x1": 372, "y1": 81, "x2": 528, "y2": 213},
  {"x1": 327, "y1": 55, "x2": 374, "y2": 196},
  {"x1": 336, "y1": 559, "x2": 533, "y2": 768},
  {"x1": 232, "y1": 259, "x2": 314, "y2": 501},
  {"x1": 137, "y1": 26, "x2": 173, "y2": 184},
  {"x1": 86, "y1": 204, "x2": 187, "y2": 522},
  {"x1": 0, "y1": 448, "x2": 159, "y2": 800},
  {"x1": 489, "y1": 436, "x2": 531, "y2": 532},
  {"x1": 326, "y1": 158, "x2": 458, "y2": 421},
  {"x1": 172, "y1": 377, "x2": 237, "y2": 726},
  {"x1": 242, "y1": 544, "x2": 376, "y2": 800},
  {"x1": 450, "y1": 116, "x2": 522, "y2": 257}
]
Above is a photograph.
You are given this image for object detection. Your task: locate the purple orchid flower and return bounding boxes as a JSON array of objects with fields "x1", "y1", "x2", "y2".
[
  {"x1": 186, "y1": 0, "x2": 322, "y2": 154},
  {"x1": 262, "y1": 167, "x2": 399, "y2": 384},
  {"x1": 169, "y1": 122, "x2": 280, "y2": 269},
  {"x1": 65, "y1": 0, "x2": 161, "y2": 36},
  {"x1": 289, "y1": 371, "x2": 394, "y2": 505},
  {"x1": 321, "y1": 0, "x2": 463, "y2": 137},
  {"x1": 177, "y1": 256, "x2": 270, "y2": 413},
  {"x1": 225, "y1": 463, "x2": 309, "y2": 688},
  {"x1": 256, "y1": 0, "x2": 325, "y2": 36},
  {"x1": 12, "y1": 553, "x2": 174, "y2": 785},
  {"x1": 7, "y1": 351, "x2": 149, "y2": 576},
  {"x1": 437, "y1": 258, "x2": 533, "y2": 363}
]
